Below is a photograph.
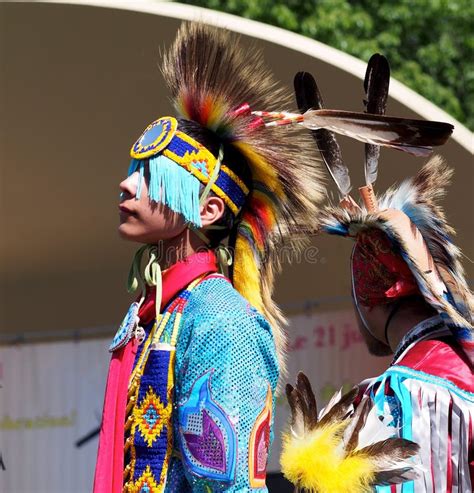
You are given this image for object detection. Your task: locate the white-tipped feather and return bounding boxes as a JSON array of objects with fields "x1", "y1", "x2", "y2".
[
  {"x1": 302, "y1": 110, "x2": 452, "y2": 156},
  {"x1": 318, "y1": 387, "x2": 343, "y2": 420}
]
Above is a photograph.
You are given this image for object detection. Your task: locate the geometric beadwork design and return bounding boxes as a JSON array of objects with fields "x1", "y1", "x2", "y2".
[
  {"x1": 193, "y1": 160, "x2": 210, "y2": 178},
  {"x1": 163, "y1": 131, "x2": 249, "y2": 215},
  {"x1": 134, "y1": 386, "x2": 172, "y2": 448},
  {"x1": 249, "y1": 383, "x2": 272, "y2": 488},
  {"x1": 126, "y1": 347, "x2": 175, "y2": 492},
  {"x1": 130, "y1": 465, "x2": 160, "y2": 492}
]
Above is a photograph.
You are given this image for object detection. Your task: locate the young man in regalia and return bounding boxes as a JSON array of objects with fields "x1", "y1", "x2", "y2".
[{"x1": 93, "y1": 23, "x2": 323, "y2": 492}]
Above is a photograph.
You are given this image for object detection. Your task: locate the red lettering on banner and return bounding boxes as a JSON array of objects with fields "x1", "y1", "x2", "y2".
[
  {"x1": 340, "y1": 323, "x2": 364, "y2": 351},
  {"x1": 288, "y1": 321, "x2": 364, "y2": 352},
  {"x1": 313, "y1": 324, "x2": 337, "y2": 349},
  {"x1": 313, "y1": 326, "x2": 325, "y2": 348}
]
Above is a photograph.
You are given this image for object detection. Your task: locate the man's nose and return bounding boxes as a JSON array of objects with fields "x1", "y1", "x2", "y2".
[{"x1": 119, "y1": 172, "x2": 139, "y2": 199}]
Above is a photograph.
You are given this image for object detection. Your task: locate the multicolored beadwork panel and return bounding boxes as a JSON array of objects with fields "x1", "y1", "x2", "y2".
[
  {"x1": 134, "y1": 387, "x2": 171, "y2": 447},
  {"x1": 128, "y1": 465, "x2": 160, "y2": 493},
  {"x1": 178, "y1": 371, "x2": 237, "y2": 482},
  {"x1": 131, "y1": 117, "x2": 178, "y2": 160}
]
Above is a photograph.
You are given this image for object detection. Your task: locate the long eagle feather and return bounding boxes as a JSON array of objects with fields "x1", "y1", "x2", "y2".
[
  {"x1": 302, "y1": 109, "x2": 453, "y2": 156},
  {"x1": 363, "y1": 53, "x2": 390, "y2": 186},
  {"x1": 294, "y1": 71, "x2": 351, "y2": 197}
]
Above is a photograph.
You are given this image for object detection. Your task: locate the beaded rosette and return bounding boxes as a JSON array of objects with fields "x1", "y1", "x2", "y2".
[{"x1": 109, "y1": 302, "x2": 141, "y2": 352}]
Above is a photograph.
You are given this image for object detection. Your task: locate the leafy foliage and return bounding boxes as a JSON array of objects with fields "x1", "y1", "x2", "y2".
[{"x1": 180, "y1": 0, "x2": 473, "y2": 130}]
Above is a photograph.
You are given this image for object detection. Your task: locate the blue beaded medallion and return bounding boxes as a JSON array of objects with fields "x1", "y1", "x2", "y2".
[
  {"x1": 109, "y1": 302, "x2": 140, "y2": 352},
  {"x1": 130, "y1": 117, "x2": 178, "y2": 159}
]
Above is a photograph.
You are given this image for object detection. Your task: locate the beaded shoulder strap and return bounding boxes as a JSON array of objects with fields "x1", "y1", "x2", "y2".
[{"x1": 123, "y1": 273, "x2": 218, "y2": 490}]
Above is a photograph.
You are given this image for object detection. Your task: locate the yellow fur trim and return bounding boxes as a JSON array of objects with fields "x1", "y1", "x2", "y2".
[
  {"x1": 233, "y1": 235, "x2": 264, "y2": 313},
  {"x1": 280, "y1": 422, "x2": 375, "y2": 493}
]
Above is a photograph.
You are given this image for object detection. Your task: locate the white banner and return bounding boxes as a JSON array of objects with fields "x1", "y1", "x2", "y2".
[
  {"x1": 0, "y1": 310, "x2": 389, "y2": 492},
  {"x1": 0, "y1": 339, "x2": 110, "y2": 493},
  {"x1": 268, "y1": 309, "x2": 390, "y2": 471}
]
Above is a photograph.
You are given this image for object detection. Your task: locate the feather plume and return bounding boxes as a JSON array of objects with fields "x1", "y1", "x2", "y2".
[
  {"x1": 318, "y1": 386, "x2": 343, "y2": 421},
  {"x1": 363, "y1": 54, "x2": 390, "y2": 186},
  {"x1": 357, "y1": 438, "x2": 419, "y2": 464},
  {"x1": 162, "y1": 23, "x2": 325, "y2": 374},
  {"x1": 286, "y1": 372, "x2": 319, "y2": 437},
  {"x1": 281, "y1": 372, "x2": 420, "y2": 492},
  {"x1": 302, "y1": 109, "x2": 453, "y2": 156},
  {"x1": 294, "y1": 72, "x2": 350, "y2": 197}
]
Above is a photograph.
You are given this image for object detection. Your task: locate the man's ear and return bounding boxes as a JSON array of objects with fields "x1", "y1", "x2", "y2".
[{"x1": 200, "y1": 196, "x2": 226, "y2": 227}]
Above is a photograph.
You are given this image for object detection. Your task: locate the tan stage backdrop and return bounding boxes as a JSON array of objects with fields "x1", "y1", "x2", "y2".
[{"x1": 0, "y1": 2, "x2": 472, "y2": 491}]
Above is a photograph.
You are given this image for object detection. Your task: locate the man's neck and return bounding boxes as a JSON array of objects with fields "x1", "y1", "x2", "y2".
[
  {"x1": 391, "y1": 314, "x2": 447, "y2": 363},
  {"x1": 155, "y1": 229, "x2": 209, "y2": 270},
  {"x1": 385, "y1": 303, "x2": 438, "y2": 352}
]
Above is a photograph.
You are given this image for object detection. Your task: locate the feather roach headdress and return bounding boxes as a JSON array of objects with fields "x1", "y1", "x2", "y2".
[
  {"x1": 128, "y1": 23, "x2": 325, "y2": 368},
  {"x1": 281, "y1": 373, "x2": 421, "y2": 492},
  {"x1": 294, "y1": 54, "x2": 473, "y2": 364}
]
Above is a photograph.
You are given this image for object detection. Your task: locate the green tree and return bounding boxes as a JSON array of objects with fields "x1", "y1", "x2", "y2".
[{"x1": 179, "y1": 0, "x2": 474, "y2": 130}]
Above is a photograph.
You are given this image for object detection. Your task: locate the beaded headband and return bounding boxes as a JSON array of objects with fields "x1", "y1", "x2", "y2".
[{"x1": 129, "y1": 116, "x2": 249, "y2": 225}]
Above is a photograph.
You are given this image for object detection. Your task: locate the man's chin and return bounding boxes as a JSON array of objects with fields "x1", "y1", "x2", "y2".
[
  {"x1": 118, "y1": 224, "x2": 164, "y2": 245},
  {"x1": 118, "y1": 224, "x2": 142, "y2": 242}
]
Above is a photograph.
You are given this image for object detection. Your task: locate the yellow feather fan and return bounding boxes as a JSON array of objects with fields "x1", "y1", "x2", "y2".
[{"x1": 281, "y1": 373, "x2": 420, "y2": 493}]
